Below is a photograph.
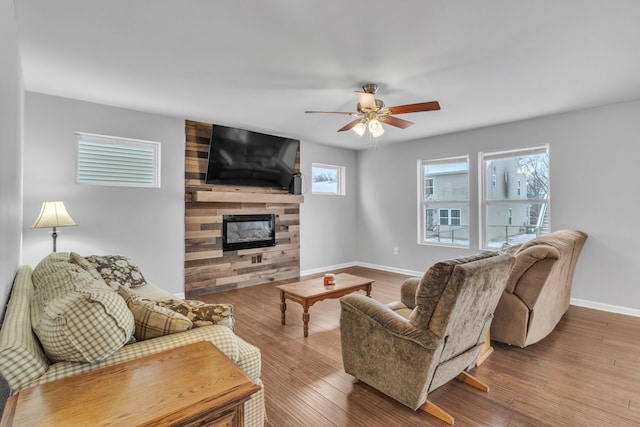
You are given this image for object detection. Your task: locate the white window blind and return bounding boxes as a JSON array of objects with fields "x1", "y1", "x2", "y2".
[{"x1": 76, "y1": 132, "x2": 160, "y2": 188}]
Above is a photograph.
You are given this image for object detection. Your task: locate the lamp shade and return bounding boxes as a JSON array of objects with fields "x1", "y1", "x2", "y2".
[{"x1": 31, "y1": 201, "x2": 77, "y2": 229}]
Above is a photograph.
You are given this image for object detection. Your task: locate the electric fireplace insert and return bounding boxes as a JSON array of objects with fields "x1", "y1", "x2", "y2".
[{"x1": 222, "y1": 214, "x2": 275, "y2": 251}]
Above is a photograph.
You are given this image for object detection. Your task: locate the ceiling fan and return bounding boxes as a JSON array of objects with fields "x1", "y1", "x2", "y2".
[{"x1": 305, "y1": 83, "x2": 440, "y2": 138}]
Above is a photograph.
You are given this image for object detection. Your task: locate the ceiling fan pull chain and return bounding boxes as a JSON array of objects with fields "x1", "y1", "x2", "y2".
[{"x1": 368, "y1": 133, "x2": 378, "y2": 150}]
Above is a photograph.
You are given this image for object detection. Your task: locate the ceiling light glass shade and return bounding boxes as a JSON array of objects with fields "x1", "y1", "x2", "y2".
[
  {"x1": 352, "y1": 122, "x2": 366, "y2": 136},
  {"x1": 31, "y1": 201, "x2": 77, "y2": 229},
  {"x1": 368, "y1": 118, "x2": 385, "y2": 138}
]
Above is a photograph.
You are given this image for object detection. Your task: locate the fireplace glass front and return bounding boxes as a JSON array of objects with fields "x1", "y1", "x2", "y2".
[{"x1": 222, "y1": 214, "x2": 275, "y2": 251}]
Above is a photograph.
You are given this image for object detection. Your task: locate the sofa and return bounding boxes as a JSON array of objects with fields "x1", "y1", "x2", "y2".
[
  {"x1": 490, "y1": 229, "x2": 588, "y2": 347},
  {"x1": 0, "y1": 252, "x2": 265, "y2": 426}
]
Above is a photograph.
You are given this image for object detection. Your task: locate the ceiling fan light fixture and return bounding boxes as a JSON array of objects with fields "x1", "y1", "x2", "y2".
[
  {"x1": 368, "y1": 118, "x2": 384, "y2": 138},
  {"x1": 304, "y1": 83, "x2": 440, "y2": 143},
  {"x1": 352, "y1": 121, "x2": 366, "y2": 136}
]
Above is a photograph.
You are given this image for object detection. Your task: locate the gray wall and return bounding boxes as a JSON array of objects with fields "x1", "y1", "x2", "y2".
[
  {"x1": 21, "y1": 93, "x2": 185, "y2": 294},
  {"x1": 0, "y1": 0, "x2": 23, "y2": 316},
  {"x1": 299, "y1": 141, "x2": 358, "y2": 273},
  {"x1": 15, "y1": 88, "x2": 640, "y2": 314},
  {"x1": 356, "y1": 100, "x2": 640, "y2": 314}
]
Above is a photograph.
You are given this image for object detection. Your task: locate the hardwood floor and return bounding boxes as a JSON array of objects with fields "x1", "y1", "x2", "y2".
[{"x1": 199, "y1": 266, "x2": 640, "y2": 426}]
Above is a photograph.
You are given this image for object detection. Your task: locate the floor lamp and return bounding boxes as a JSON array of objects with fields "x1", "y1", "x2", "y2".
[{"x1": 31, "y1": 201, "x2": 77, "y2": 252}]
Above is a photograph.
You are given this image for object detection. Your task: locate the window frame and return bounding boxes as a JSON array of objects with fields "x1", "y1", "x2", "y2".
[
  {"x1": 418, "y1": 155, "x2": 470, "y2": 248},
  {"x1": 76, "y1": 132, "x2": 161, "y2": 188},
  {"x1": 311, "y1": 163, "x2": 346, "y2": 195},
  {"x1": 479, "y1": 145, "x2": 550, "y2": 250}
]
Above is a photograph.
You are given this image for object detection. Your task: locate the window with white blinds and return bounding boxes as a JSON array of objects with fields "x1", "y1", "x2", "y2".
[{"x1": 76, "y1": 132, "x2": 160, "y2": 188}]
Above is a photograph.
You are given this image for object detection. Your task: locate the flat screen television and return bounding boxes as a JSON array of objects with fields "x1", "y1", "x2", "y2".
[{"x1": 205, "y1": 124, "x2": 299, "y2": 189}]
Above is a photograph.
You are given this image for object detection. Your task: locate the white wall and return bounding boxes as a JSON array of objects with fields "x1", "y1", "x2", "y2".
[
  {"x1": 0, "y1": 0, "x2": 24, "y2": 314},
  {"x1": 299, "y1": 141, "x2": 358, "y2": 273},
  {"x1": 356, "y1": 100, "x2": 640, "y2": 313},
  {"x1": 22, "y1": 93, "x2": 185, "y2": 294}
]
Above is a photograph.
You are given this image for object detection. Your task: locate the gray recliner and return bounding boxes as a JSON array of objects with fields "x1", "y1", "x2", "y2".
[{"x1": 339, "y1": 252, "x2": 515, "y2": 424}]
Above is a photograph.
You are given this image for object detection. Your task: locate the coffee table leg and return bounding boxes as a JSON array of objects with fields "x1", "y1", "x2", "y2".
[
  {"x1": 280, "y1": 291, "x2": 286, "y2": 325},
  {"x1": 302, "y1": 307, "x2": 310, "y2": 338}
]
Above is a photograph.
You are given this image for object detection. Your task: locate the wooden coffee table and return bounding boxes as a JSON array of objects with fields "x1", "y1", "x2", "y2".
[{"x1": 276, "y1": 273, "x2": 374, "y2": 337}]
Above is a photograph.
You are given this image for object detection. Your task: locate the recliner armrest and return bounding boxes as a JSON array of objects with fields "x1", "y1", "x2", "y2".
[{"x1": 400, "y1": 277, "x2": 420, "y2": 308}]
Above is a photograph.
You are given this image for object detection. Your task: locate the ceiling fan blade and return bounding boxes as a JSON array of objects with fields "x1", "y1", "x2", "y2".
[
  {"x1": 355, "y1": 91, "x2": 377, "y2": 111},
  {"x1": 382, "y1": 116, "x2": 414, "y2": 129},
  {"x1": 338, "y1": 119, "x2": 363, "y2": 132},
  {"x1": 387, "y1": 101, "x2": 441, "y2": 114},
  {"x1": 305, "y1": 111, "x2": 355, "y2": 115}
]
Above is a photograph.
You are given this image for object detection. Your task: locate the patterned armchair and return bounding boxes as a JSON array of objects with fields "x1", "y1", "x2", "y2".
[{"x1": 340, "y1": 252, "x2": 515, "y2": 424}]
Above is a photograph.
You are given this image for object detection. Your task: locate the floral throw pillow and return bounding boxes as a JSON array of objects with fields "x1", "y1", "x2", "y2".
[
  {"x1": 85, "y1": 255, "x2": 147, "y2": 289},
  {"x1": 156, "y1": 299, "x2": 234, "y2": 331}
]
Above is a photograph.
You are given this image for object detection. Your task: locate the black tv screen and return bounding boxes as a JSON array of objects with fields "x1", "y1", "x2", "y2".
[{"x1": 205, "y1": 125, "x2": 299, "y2": 189}]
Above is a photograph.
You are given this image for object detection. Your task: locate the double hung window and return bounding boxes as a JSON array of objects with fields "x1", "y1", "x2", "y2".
[
  {"x1": 480, "y1": 145, "x2": 549, "y2": 249},
  {"x1": 419, "y1": 156, "x2": 469, "y2": 247}
]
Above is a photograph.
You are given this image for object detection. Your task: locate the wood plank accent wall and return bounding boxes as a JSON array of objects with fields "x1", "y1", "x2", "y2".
[{"x1": 184, "y1": 120, "x2": 302, "y2": 298}]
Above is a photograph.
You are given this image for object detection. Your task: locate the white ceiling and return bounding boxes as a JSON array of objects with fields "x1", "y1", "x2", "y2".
[{"x1": 15, "y1": 0, "x2": 640, "y2": 150}]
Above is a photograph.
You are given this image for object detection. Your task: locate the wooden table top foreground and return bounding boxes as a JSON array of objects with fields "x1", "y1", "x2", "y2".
[
  {"x1": 276, "y1": 273, "x2": 374, "y2": 298},
  {"x1": 3, "y1": 341, "x2": 260, "y2": 427}
]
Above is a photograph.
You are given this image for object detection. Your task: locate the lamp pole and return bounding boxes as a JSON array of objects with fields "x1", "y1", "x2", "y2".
[{"x1": 51, "y1": 226, "x2": 58, "y2": 252}]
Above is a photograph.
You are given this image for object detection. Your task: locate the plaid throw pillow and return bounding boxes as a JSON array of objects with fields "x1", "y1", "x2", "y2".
[
  {"x1": 156, "y1": 300, "x2": 234, "y2": 330},
  {"x1": 69, "y1": 252, "x2": 111, "y2": 288},
  {"x1": 117, "y1": 286, "x2": 193, "y2": 341},
  {"x1": 31, "y1": 254, "x2": 134, "y2": 363}
]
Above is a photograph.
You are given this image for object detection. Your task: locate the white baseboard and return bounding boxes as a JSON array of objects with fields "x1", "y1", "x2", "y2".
[
  {"x1": 570, "y1": 298, "x2": 640, "y2": 318},
  {"x1": 300, "y1": 262, "x2": 358, "y2": 277},
  {"x1": 352, "y1": 261, "x2": 423, "y2": 278},
  {"x1": 302, "y1": 262, "x2": 640, "y2": 318},
  {"x1": 302, "y1": 261, "x2": 422, "y2": 279}
]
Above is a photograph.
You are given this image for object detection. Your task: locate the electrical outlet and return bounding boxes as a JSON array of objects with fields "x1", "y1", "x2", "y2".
[{"x1": 393, "y1": 247, "x2": 399, "y2": 255}]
